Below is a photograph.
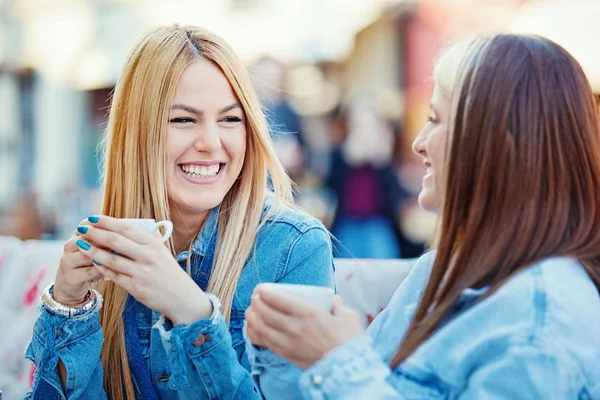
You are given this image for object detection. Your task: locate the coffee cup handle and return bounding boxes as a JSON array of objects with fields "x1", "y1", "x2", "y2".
[{"x1": 154, "y1": 220, "x2": 173, "y2": 243}]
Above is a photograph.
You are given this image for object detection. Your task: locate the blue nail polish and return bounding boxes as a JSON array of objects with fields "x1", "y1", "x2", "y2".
[
  {"x1": 77, "y1": 226, "x2": 88, "y2": 234},
  {"x1": 76, "y1": 240, "x2": 91, "y2": 251},
  {"x1": 92, "y1": 260, "x2": 101, "y2": 266},
  {"x1": 88, "y1": 216, "x2": 99, "y2": 223}
]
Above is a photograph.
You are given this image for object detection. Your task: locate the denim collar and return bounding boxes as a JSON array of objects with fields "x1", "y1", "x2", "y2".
[
  {"x1": 175, "y1": 206, "x2": 220, "y2": 263},
  {"x1": 455, "y1": 286, "x2": 490, "y2": 310},
  {"x1": 436, "y1": 285, "x2": 490, "y2": 330}
]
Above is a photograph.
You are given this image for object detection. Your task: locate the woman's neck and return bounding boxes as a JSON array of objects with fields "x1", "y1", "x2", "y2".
[{"x1": 169, "y1": 208, "x2": 209, "y2": 255}]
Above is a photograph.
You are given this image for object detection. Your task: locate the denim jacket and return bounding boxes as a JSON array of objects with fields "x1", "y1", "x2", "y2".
[
  {"x1": 25, "y1": 199, "x2": 335, "y2": 399},
  {"x1": 248, "y1": 251, "x2": 600, "y2": 399}
]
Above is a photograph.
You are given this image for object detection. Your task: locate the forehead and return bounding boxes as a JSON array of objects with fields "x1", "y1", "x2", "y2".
[
  {"x1": 431, "y1": 85, "x2": 444, "y2": 106},
  {"x1": 173, "y1": 58, "x2": 240, "y2": 107},
  {"x1": 431, "y1": 84, "x2": 450, "y2": 113}
]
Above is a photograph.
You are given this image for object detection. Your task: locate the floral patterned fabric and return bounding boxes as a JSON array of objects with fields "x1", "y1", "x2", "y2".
[{"x1": 0, "y1": 237, "x2": 63, "y2": 400}]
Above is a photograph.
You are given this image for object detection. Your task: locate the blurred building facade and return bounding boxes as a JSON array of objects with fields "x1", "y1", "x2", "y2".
[
  {"x1": 0, "y1": 0, "x2": 394, "y2": 238},
  {"x1": 2, "y1": 0, "x2": 594, "y2": 242}
]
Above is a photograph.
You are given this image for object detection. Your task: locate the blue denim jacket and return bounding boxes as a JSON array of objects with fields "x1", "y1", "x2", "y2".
[
  {"x1": 25, "y1": 199, "x2": 335, "y2": 399},
  {"x1": 248, "y1": 252, "x2": 600, "y2": 399}
]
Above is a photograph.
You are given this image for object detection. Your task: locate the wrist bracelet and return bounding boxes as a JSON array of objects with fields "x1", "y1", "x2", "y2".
[{"x1": 41, "y1": 282, "x2": 98, "y2": 318}]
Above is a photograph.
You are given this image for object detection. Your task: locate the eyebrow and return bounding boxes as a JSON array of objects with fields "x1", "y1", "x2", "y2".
[
  {"x1": 220, "y1": 103, "x2": 242, "y2": 113},
  {"x1": 170, "y1": 102, "x2": 243, "y2": 115}
]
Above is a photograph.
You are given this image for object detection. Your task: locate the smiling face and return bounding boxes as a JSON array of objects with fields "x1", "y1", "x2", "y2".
[
  {"x1": 411, "y1": 85, "x2": 451, "y2": 213},
  {"x1": 166, "y1": 58, "x2": 247, "y2": 222}
]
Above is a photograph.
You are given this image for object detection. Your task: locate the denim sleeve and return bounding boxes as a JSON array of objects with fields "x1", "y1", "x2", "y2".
[
  {"x1": 253, "y1": 251, "x2": 435, "y2": 400},
  {"x1": 247, "y1": 226, "x2": 335, "y2": 399},
  {"x1": 25, "y1": 297, "x2": 106, "y2": 400},
  {"x1": 458, "y1": 344, "x2": 578, "y2": 399},
  {"x1": 299, "y1": 335, "x2": 403, "y2": 400},
  {"x1": 366, "y1": 251, "x2": 435, "y2": 344},
  {"x1": 297, "y1": 336, "x2": 579, "y2": 399},
  {"x1": 155, "y1": 294, "x2": 258, "y2": 399},
  {"x1": 244, "y1": 334, "x2": 305, "y2": 400},
  {"x1": 277, "y1": 226, "x2": 335, "y2": 287}
]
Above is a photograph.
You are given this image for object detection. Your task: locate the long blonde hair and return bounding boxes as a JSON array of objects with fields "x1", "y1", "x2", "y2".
[{"x1": 96, "y1": 25, "x2": 293, "y2": 398}]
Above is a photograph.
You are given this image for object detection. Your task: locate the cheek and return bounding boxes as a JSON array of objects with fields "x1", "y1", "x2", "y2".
[
  {"x1": 427, "y1": 127, "x2": 449, "y2": 169},
  {"x1": 223, "y1": 130, "x2": 247, "y2": 165},
  {"x1": 165, "y1": 130, "x2": 187, "y2": 164}
]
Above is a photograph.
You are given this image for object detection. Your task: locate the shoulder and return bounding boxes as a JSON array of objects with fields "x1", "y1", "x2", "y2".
[
  {"x1": 260, "y1": 197, "x2": 328, "y2": 234},
  {"x1": 248, "y1": 197, "x2": 332, "y2": 275},
  {"x1": 387, "y1": 251, "x2": 436, "y2": 306},
  {"x1": 431, "y1": 257, "x2": 600, "y2": 390},
  {"x1": 260, "y1": 198, "x2": 331, "y2": 256},
  {"x1": 525, "y1": 258, "x2": 600, "y2": 390},
  {"x1": 491, "y1": 257, "x2": 600, "y2": 340},
  {"x1": 234, "y1": 198, "x2": 334, "y2": 305},
  {"x1": 446, "y1": 257, "x2": 600, "y2": 347}
]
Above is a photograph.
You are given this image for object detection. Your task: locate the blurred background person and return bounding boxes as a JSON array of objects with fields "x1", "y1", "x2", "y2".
[
  {"x1": 327, "y1": 95, "x2": 407, "y2": 259},
  {"x1": 252, "y1": 55, "x2": 307, "y2": 183},
  {"x1": 0, "y1": 192, "x2": 44, "y2": 241}
]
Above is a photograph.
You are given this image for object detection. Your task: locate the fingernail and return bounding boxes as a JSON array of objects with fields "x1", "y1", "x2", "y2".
[
  {"x1": 77, "y1": 226, "x2": 88, "y2": 234},
  {"x1": 88, "y1": 216, "x2": 100, "y2": 223},
  {"x1": 76, "y1": 240, "x2": 91, "y2": 251},
  {"x1": 92, "y1": 260, "x2": 101, "y2": 266}
]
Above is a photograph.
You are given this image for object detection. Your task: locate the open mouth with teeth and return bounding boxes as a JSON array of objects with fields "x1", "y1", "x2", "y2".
[{"x1": 179, "y1": 163, "x2": 223, "y2": 178}]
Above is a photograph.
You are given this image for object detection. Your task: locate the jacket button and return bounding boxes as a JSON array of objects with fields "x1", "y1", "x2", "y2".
[
  {"x1": 55, "y1": 328, "x2": 61, "y2": 339},
  {"x1": 157, "y1": 375, "x2": 170, "y2": 382},
  {"x1": 311, "y1": 375, "x2": 323, "y2": 387},
  {"x1": 193, "y1": 334, "x2": 211, "y2": 346}
]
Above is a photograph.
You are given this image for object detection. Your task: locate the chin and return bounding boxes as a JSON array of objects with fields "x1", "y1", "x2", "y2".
[
  {"x1": 417, "y1": 190, "x2": 439, "y2": 214},
  {"x1": 170, "y1": 195, "x2": 224, "y2": 216},
  {"x1": 191, "y1": 198, "x2": 222, "y2": 213}
]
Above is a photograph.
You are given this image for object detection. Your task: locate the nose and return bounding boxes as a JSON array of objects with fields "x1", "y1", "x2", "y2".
[
  {"x1": 193, "y1": 123, "x2": 222, "y2": 153},
  {"x1": 412, "y1": 127, "x2": 427, "y2": 157}
]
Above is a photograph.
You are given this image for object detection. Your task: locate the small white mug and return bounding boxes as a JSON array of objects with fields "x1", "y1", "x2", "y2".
[
  {"x1": 120, "y1": 218, "x2": 173, "y2": 243},
  {"x1": 258, "y1": 283, "x2": 335, "y2": 312}
]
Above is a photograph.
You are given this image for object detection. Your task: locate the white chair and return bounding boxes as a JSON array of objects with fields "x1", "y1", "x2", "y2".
[
  {"x1": 0, "y1": 237, "x2": 62, "y2": 400},
  {"x1": 334, "y1": 258, "x2": 414, "y2": 325}
]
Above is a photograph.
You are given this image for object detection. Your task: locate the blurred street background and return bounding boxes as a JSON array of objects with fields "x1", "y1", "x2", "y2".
[{"x1": 0, "y1": 0, "x2": 598, "y2": 258}]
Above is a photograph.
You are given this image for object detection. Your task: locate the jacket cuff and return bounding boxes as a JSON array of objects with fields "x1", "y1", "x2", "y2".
[
  {"x1": 26, "y1": 295, "x2": 103, "y2": 395},
  {"x1": 299, "y1": 335, "x2": 389, "y2": 398},
  {"x1": 154, "y1": 294, "x2": 228, "y2": 390},
  {"x1": 243, "y1": 323, "x2": 290, "y2": 370}
]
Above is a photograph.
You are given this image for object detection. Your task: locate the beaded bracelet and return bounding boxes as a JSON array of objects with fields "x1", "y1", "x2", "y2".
[{"x1": 41, "y1": 282, "x2": 98, "y2": 318}]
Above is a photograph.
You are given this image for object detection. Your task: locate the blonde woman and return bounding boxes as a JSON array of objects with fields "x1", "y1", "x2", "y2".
[{"x1": 25, "y1": 25, "x2": 334, "y2": 399}]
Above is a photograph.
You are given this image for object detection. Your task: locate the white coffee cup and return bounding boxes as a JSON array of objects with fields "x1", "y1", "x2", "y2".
[
  {"x1": 258, "y1": 283, "x2": 335, "y2": 312},
  {"x1": 120, "y1": 218, "x2": 173, "y2": 243}
]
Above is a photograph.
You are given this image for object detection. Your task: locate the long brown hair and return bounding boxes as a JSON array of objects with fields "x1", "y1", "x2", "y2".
[
  {"x1": 392, "y1": 34, "x2": 600, "y2": 368},
  {"x1": 96, "y1": 25, "x2": 293, "y2": 398}
]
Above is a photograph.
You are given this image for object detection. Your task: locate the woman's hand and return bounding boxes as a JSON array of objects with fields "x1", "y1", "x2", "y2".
[
  {"x1": 53, "y1": 219, "x2": 105, "y2": 306},
  {"x1": 245, "y1": 285, "x2": 365, "y2": 370},
  {"x1": 75, "y1": 216, "x2": 212, "y2": 325}
]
